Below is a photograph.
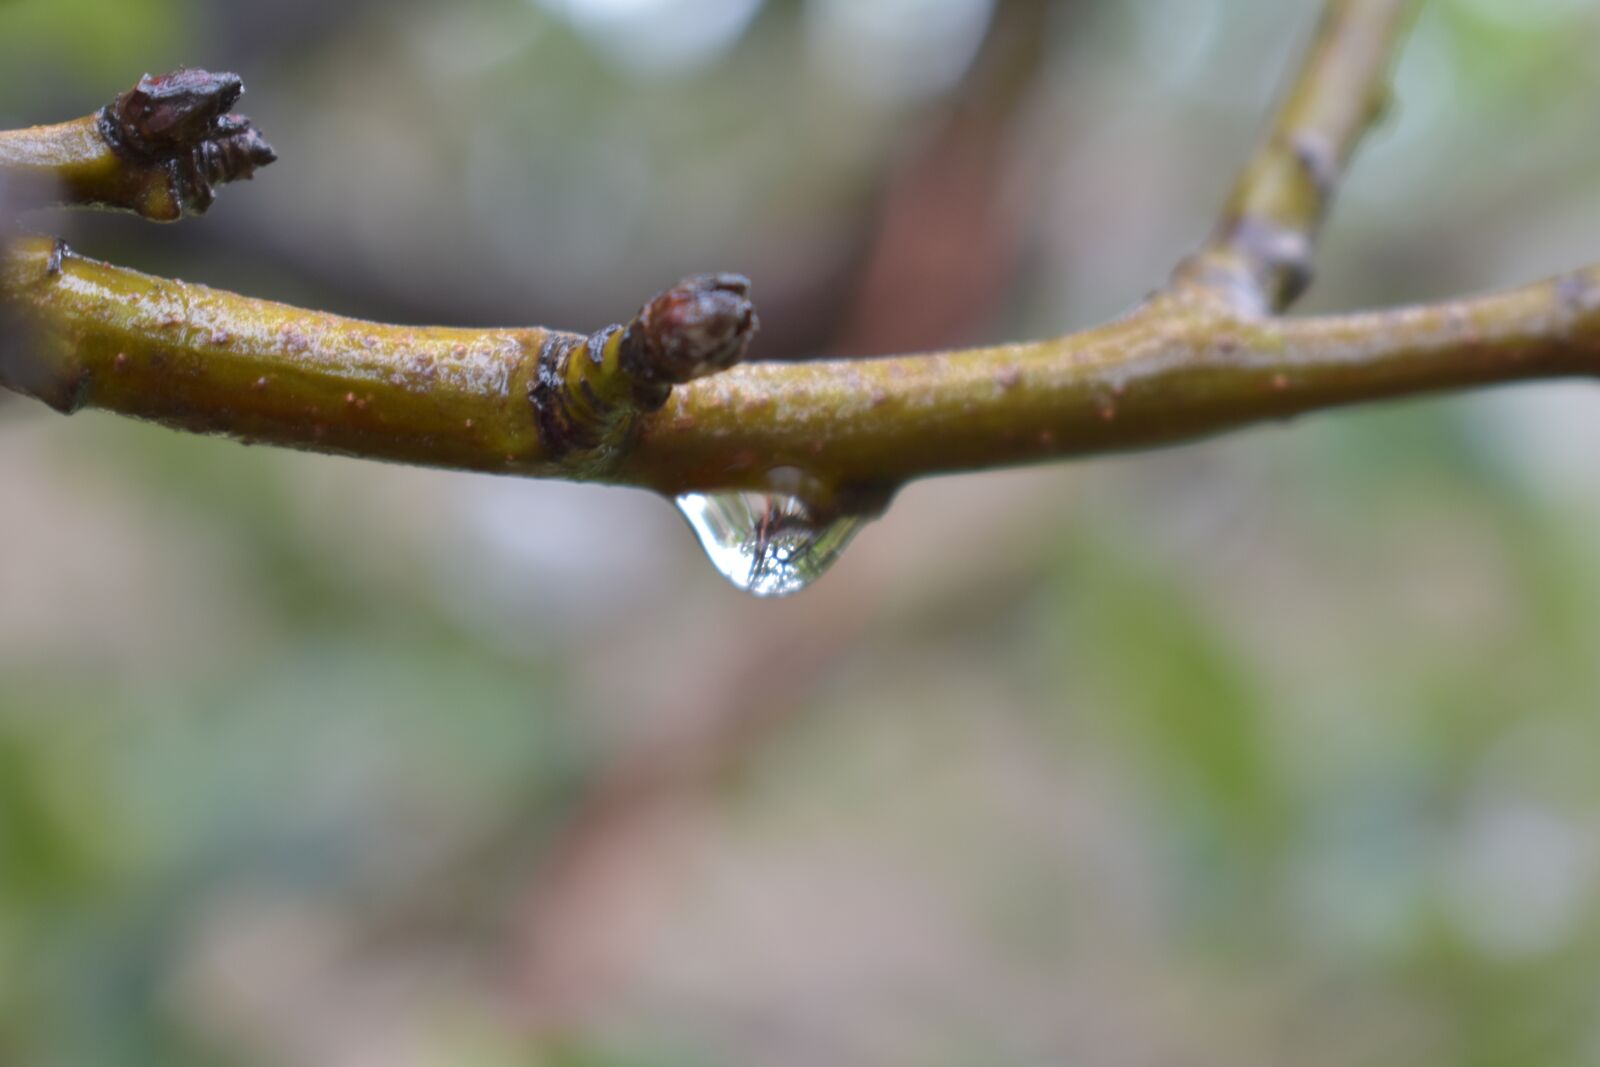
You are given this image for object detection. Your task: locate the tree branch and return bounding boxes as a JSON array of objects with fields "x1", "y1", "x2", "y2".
[
  {"x1": 0, "y1": 3, "x2": 1593, "y2": 524},
  {"x1": 1171, "y1": 0, "x2": 1419, "y2": 314},
  {"x1": 6, "y1": 233, "x2": 1596, "y2": 501},
  {"x1": 0, "y1": 236, "x2": 755, "y2": 482},
  {"x1": 0, "y1": 69, "x2": 275, "y2": 220}
]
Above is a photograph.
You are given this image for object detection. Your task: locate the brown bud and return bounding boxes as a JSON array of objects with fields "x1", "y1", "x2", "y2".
[
  {"x1": 104, "y1": 70, "x2": 244, "y2": 156},
  {"x1": 98, "y1": 69, "x2": 277, "y2": 217},
  {"x1": 621, "y1": 273, "x2": 758, "y2": 388}
]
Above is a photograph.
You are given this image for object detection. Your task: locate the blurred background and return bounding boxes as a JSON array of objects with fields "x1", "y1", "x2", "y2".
[{"x1": 3, "y1": 0, "x2": 1600, "y2": 1063}]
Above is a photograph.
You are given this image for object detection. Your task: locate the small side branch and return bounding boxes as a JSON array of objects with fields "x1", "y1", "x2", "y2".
[
  {"x1": 1172, "y1": 0, "x2": 1418, "y2": 314},
  {"x1": 0, "y1": 69, "x2": 275, "y2": 220}
]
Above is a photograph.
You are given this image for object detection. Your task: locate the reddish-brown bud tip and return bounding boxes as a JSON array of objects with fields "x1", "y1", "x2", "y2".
[
  {"x1": 110, "y1": 70, "x2": 244, "y2": 153},
  {"x1": 623, "y1": 273, "x2": 758, "y2": 387}
]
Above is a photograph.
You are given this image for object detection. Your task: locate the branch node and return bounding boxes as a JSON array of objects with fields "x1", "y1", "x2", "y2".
[
  {"x1": 1289, "y1": 130, "x2": 1338, "y2": 203},
  {"x1": 98, "y1": 69, "x2": 277, "y2": 217},
  {"x1": 533, "y1": 274, "x2": 758, "y2": 460},
  {"x1": 46, "y1": 237, "x2": 68, "y2": 277},
  {"x1": 1174, "y1": 0, "x2": 1415, "y2": 314}
]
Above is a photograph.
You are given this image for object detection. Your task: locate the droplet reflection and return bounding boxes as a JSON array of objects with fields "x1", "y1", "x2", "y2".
[{"x1": 674, "y1": 490, "x2": 868, "y2": 597}]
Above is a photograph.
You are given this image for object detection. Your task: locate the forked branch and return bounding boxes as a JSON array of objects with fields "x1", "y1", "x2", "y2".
[{"x1": 1, "y1": 1, "x2": 1595, "y2": 514}]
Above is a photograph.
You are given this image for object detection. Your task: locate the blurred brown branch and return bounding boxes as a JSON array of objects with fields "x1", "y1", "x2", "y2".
[
  {"x1": 829, "y1": 0, "x2": 1056, "y2": 357},
  {"x1": 4, "y1": 0, "x2": 1597, "y2": 516}
]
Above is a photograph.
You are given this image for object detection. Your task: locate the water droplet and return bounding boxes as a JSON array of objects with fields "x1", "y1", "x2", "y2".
[{"x1": 675, "y1": 490, "x2": 868, "y2": 598}]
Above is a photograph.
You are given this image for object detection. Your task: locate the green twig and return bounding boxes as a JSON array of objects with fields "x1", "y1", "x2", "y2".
[
  {"x1": 1171, "y1": 0, "x2": 1419, "y2": 314},
  {"x1": 5, "y1": 234, "x2": 1596, "y2": 500},
  {"x1": 0, "y1": 69, "x2": 274, "y2": 220},
  {"x1": 0, "y1": 236, "x2": 756, "y2": 483}
]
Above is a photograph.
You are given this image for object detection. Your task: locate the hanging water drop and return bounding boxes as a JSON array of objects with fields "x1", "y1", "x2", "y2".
[{"x1": 675, "y1": 490, "x2": 870, "y2": 598}]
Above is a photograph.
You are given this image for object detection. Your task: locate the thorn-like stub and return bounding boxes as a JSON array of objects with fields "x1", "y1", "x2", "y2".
[
  {"x1": 46, "y1": 237, "x2": 68, "y2": 276},
  {"x1": 621, "y1": 273, "x2": 758, "y2": 388},
  {"x1": 98, "y1": 69, "x2": 277, "y2": 216}
]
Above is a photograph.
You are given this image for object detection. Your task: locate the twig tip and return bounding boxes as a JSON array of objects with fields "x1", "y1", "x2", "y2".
[
  {"x1": 99, "y1": 67, "x2": 277, "y2": 216},
  {"x1": 624, "y1": 273, "x2": 759, "y2": 387}
]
